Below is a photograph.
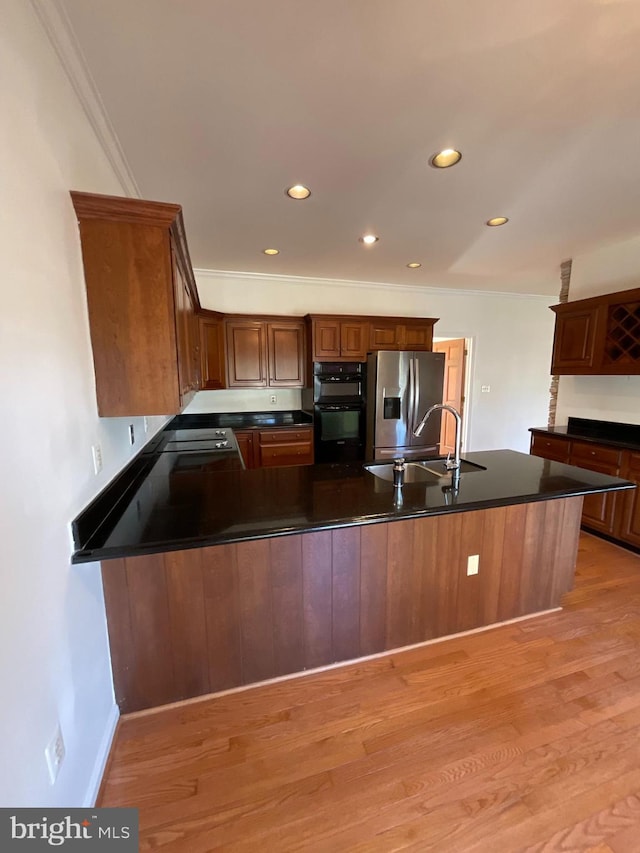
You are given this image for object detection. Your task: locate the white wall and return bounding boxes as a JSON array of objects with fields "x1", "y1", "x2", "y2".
[
  {"x1": 556, "y1": 234, "x2": 640, "y2": 426},
  {"x1": 0, "y1": 2, "x2": 167, "y2": 807},
  {"x1": 184, "y1": 388, "x2": 301, "y2": 414},
  {"x1": 196, "y1": 270, "x2": 556, "y2": 452}
]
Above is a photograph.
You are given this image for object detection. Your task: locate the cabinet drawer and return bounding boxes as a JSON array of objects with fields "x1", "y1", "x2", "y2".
[
  {"x1": 570, "y1": 441, "x2": 621, "y2": 468},
  {"x1": 530, "y1": 434, "x2": 570, "y2": 463},
  {"x1": 258, "y1": 428, "x2": 312, "y2": 444},
  {"x1": 259, "y1": 442, "x2": 314, "y2": 467}
]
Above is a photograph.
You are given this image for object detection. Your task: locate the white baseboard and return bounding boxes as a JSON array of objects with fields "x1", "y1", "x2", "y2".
[{"x1": 83, "y1": 703, "x2": 120, "y2": 807}]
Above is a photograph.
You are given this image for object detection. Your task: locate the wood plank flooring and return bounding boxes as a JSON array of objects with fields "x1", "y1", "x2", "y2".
[{"x1": 99, "y1": 533, "x2": 640, "y2": 852}]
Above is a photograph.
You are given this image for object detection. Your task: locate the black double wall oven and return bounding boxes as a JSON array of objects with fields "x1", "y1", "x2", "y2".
[{"x1": 310, "y1": 362, "x2": 366, "y2": 463}]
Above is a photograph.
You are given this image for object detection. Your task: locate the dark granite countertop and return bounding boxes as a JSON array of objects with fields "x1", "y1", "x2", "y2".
[
  {"x1": 170, "y1": 409, "x2": 313, "y2": 430},
  {"x1": 530, "y1": 417, "x2": 640, "y2": 453},
  {"x1": 72, "y1": 439, "x2": 634, "y2": 563}
]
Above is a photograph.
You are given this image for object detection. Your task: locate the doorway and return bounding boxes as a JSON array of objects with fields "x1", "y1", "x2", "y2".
[{"x1": 433, "y1": 338, "x2": 469, "y2": 454}]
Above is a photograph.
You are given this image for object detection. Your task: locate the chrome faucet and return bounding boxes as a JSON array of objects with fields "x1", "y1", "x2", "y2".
[{"x1": 414, "y1": 403, "x2": 462, "y2": 471}]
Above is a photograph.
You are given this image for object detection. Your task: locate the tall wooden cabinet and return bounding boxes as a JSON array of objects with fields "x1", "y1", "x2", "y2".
[{"x1": 70, "y1": 191, "x2": 201, "y2": 416}]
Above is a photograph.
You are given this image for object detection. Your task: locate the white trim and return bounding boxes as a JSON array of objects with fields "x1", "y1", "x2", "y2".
[
  {"x1": 30, "y1": 0, "x2": 140, "y2": 198},
  {"x1": 194, "y1": 267, "x2": 555, "y2": 301},
  {"x1": 83, "y1": 703, "x2": 119, "y2": 807}
]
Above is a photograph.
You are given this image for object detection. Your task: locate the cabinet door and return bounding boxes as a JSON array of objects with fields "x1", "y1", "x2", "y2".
[
  {"x1": 200, "y1": 316, "x2": 226, "y2": 390},
  {"x1": 616, "y1": 451, "x2": 640, "y2": 546},
  {"x1": 312, "y1": 319, "x2": 341, "y2": 360},
  {"x1": 268, "y1": 321, "x2": 305, "y2": 387},
  {"x1": 340, "y1": 321, "x2": 368, "y2": 360},
  {"x1": 403, "y1": 322, "x2": 434, "y2": 351},
  {"x1": 226, "y1": 320, "x2": 268, "y2": 387},
  {"x1": 173, "y1": 256, "x2": 196, "y2": 401},
  {"x1": 551, "y1": 307, "x2": 600, "y2": 373},
  {"x1": 529, "y1": 433, "x2": 571, "y2": 463},
  {"x1": 570, "y1": 441, "x2": 620, "y2": 534},
  {"x1": 234, "y1": 430, "x2": 256, "y2": 469},
  {"x1": 369, "y1": 321, "x2": 402, "y2": 351}
]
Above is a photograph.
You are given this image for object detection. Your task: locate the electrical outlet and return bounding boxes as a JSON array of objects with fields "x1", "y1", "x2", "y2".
[
  {"x1": 91, "y1": 444, "x2": 103, "y2": 475},
  {"x1": 270, "y1": 395, "x2": 277, "y2": 404},
  {"x1": 143, "y1": 416, "x2": 149, "y2": 433},
  {"x1": 467, "y1": 554, "x2": 479, "y2": 576},
  {"x1": 128, "y1": 424, "x2": 135, "y2": 445},
  {"x1": 481, "y1": 385, "x2": 491, "y2": 393},
  {"x1": 45, "y1": 724, "x2": 65, "y2": 785}
]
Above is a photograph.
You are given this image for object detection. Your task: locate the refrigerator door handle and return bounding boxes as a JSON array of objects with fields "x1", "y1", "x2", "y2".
[
  {"x1": 412, "y1": 355, "x2": 420, "y2": 432},
  {"x1": 408, "y1": 356, "x2": 415, "y2": 433}
]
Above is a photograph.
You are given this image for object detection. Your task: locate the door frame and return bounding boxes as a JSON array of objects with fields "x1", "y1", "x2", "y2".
[{"x1": 433, "y1": 336, "x2": 473, "y2": 452}]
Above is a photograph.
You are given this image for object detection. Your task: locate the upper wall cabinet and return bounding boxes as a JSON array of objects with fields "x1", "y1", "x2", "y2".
[
  {"x1": 551, "y1": 287, "x2": 640, "y2": 375},
  {"x1": 368, "y1": 317, "x2": 437, "y2": 352},
  {"x1": 199, "y1": 311, "x2": 226, "y2": 390},
  {"x1": 308, "y1": 316, "x2": 369, "y2": 361},
  {"x1": 70, "y1": 191, "x2": 201, "y2": 416},
  {"x1": 225, "y1": 316, "x2": 305, "y2": 388}
]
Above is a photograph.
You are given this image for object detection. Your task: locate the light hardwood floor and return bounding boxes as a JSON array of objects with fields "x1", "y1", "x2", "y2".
[{"x1": 99, "y1": 533, "x2": 640, "y2": 852}]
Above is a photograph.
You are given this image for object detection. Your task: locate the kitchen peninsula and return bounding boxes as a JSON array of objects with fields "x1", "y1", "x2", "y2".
[{"x1": 73, "y1": 416, "x2": 634, "y2": 712}]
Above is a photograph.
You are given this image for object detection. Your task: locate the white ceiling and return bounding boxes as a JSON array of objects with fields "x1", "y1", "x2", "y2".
[{"x1": 57, "y1": 0, "x2": 640, "y2": 295}]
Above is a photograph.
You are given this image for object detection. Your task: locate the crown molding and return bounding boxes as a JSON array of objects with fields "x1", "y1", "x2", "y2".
[
  {"x1": 194, "y1": 268, "x2": 554, "y2": 301},
  {"x1": 30, "y1": 0, "x2": 140, "y2": 198}
]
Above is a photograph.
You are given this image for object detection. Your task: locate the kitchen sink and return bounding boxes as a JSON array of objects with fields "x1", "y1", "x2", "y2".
[{"x1": 363, "y1": 458, "x2": 486, "y2": 483}]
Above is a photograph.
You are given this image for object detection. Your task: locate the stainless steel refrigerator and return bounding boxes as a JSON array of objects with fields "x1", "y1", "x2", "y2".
[{"x1": 366, "y1": 350, "x2": 445, "y2": 460}]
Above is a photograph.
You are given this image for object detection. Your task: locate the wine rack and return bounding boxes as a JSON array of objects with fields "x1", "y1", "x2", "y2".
[{"x1": 603, "y1": 302, "x2": 640, "y2": 366}]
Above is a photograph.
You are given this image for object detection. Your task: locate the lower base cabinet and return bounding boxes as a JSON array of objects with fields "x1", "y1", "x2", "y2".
[
  {"x1": 235, "y1": 426, "x2": 314, "y2": 469},
  {"x1": 234, "y1": 430, "x2": 257, "y2": 469},
  {"x1": 617, "y1": 451, "x2": 640, "y2": 547},
  {"x1": 257, "y1": 427, "x2": 313, "y2": 467},
  {"x1": 530, "y1": 431, "x2": 638, "y2": 548}
]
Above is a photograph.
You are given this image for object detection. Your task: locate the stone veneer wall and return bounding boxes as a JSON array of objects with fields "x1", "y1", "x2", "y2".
[{"x1": 548, "y1": 259, "x2": 572, "y2": 426}]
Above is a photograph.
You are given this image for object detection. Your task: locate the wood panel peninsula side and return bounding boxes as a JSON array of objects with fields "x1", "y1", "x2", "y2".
[
  {"x1": 74, "y1": 434, "x2": 634, "y2": 713},
  {"x1": 103, "y1": 497, "x2": 581, "y2": 712}
]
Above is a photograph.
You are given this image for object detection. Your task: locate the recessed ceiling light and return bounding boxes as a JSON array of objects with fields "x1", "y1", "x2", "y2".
[
  {"x1": 263, "y1": 248, "x2": 279, "y2": 255},
  {"x1": 359, "y1": 234, "x2": 379, "y2": 245},
  {"x1": 486, "y1": 217, "x2": 509, "y2": 227},
  {"x1": 430, "y1": 148, "x2": 462, "y2": 169},
  {"x1": 406, "y1": 262, "x2": 422, "y2": 269},
  {"x1": 286, "y1": 184, "x2": 311, "y2": 200}
]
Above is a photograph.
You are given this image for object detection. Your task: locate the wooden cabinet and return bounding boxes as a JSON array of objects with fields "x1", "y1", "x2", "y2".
[
  {"x1": 529, "y1": 433, "x2": 571, "y2": 463},
  {"x1": 530, "y1": 430, "x2": 630, "y2": 540},
  {"x1": 174, "y1": 255, "x2": 200, "y2": 396},
  {"x1": 267, "y1": 321, "x2": 306, "y2": 387},
  {"x1": 308, "y1": 316, "x2": 368, "y2": 361},
  {"x1": 257, "y1": 427, "x2": 313, "y2": 467},
  {"x1": 569, "y1": 441, "x2": 620, "y2": 535},
  {"x1": 616, "y1": 451, "x2": 640, "y2": 547},
  {"x1": 226, "y1": 317, "x2": 305, "y2": 388},
  {"x1": 199, "y1": 311, "x2": 226, "y2": 390},
  {"x1": 235, "y1": 426, "x2": 313, "y2": 469},
  {"x1": 368, "y1": 317, "x2": 436, "y2": 352},
  {"x1": 226, "y1": 319, "x2": 268, "y2": 387},
  {"x1": 70, "y1": 191, "x2": 201, "y2": 416},
  {"x1": 550, "y1": 287, "x2": 640, "y2": 375},
  {"x1": 234, "y1": 430, "x2": 257, "y2": 469}
]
